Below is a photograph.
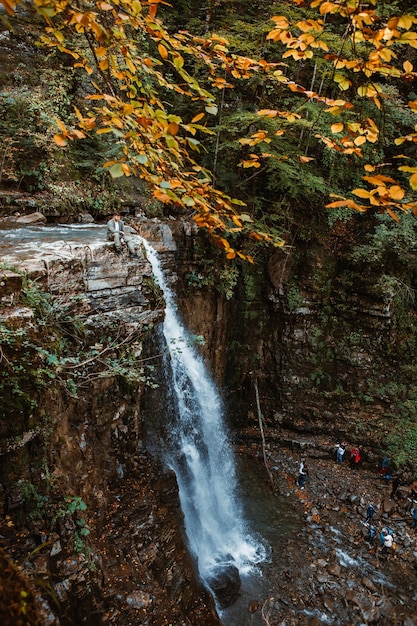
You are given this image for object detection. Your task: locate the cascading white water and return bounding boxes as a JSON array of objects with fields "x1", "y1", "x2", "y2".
[{"x1": 140, "y1": 238, "x2": 268, "y2": 606}]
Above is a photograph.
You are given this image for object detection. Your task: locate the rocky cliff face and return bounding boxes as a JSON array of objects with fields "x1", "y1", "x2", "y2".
[
  {"x1": 0, "y1": 220, "x2": 220, "y2": 625},
  {"x1": 167, "y1": 227, "x2": 416, "y2": 468},
  {"x1": 1, "y1": 213, "x2": 417, "y2": 625}
]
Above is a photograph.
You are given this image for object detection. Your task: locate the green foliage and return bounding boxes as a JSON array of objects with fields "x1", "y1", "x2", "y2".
[
  {"x1": 286, "y1": 283, "x2": 304, "y2": 311},
  {"x1": 185, "y1": 254, "x2": 241, "y2": 300},
  {"x1": 16, "y1": 479, "x2": 49, "y2": 522},
  {"x1": 17, "y1": 479, "x2": 92, "y2": 554},
  {"x1": 385, "y1": 422, "x2": 417, "y2": 469}
]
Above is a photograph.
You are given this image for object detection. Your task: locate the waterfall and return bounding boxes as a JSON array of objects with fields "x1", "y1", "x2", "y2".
[{"x1": 140, "y1": 238, "x2": 268, "y2": 608}]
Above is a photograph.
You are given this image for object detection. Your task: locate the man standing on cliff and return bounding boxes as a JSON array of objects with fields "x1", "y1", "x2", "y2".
[{"x1": 107, "y1": 212, "x2": 138, "y2": 257}]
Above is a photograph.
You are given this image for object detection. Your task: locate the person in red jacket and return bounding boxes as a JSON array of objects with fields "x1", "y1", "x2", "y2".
[{"x1": 350, "y1": 446, "x2": 360, "y2": 469}]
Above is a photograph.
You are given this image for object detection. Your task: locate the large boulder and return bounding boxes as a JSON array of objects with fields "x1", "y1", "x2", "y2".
[
  {"x1": 206, "y1": 563, "x2": 241, "y2": 609},
  {"x1": 15, "y1": 212, "x2": 47, "y2": 224}
]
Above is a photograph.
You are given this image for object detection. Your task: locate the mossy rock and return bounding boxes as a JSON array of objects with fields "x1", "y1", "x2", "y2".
[{"x1": 0, "y1": 547, "x2": 43, "y2": 626}]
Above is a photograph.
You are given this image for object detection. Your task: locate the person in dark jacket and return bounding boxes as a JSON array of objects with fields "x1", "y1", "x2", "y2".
[
  {"x1": 365, "y1": 503, "x2": 375, "y2": 524},
  {"x1": 390, "y1": 474, "x2": 402, "y2": 500},
  {"x1": 107, "y1": 212, "x2": 138, "y2": 257}
]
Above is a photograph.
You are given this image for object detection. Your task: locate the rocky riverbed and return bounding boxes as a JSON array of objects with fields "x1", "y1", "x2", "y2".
[{"x1": 235, "y1": 432, "x2": 417, "y2": 626}]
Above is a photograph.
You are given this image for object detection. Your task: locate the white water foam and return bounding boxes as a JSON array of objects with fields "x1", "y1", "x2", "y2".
[{"x1": 140, "y1": 238, "x2": 268, "y2": 590}]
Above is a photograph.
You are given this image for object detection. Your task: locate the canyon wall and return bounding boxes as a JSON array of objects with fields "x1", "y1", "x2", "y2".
[{"x1": 0, "y1": 225, "x2": 220, "y2": 625}]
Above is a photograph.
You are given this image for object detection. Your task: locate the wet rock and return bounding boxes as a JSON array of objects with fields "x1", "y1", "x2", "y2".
[
  {"x1": 50, "y1": 541, "x2": 62, "y2": 557},
  {"x1": 126, "y1": 590, "x2": 153, "y2": 609},
  {"x1": 328, "y1": 563, "x2": 341, "y2": 577},
  {"x1": 16, "y1": 212, "x2": 47, "y2": 224},
  {"x1": 0, "y1": 270, "x2": 22, "y2": 297},
  {"x1": 322, "y1": 595, "x2": 335, "y2": 611},
  {"x1": 362, "y1": 576, "x2": 377, "y2": 593},
  {"x1": 383, "y1": 498, "x2": 397, "y2": 515},
  {"x1": 206, "y1": 564, "x2": 241, "y2": 609},
  {"x1": 78, "y1": 213, "x2": 95, "y2": 223},
  {"x1": 316, "y1": 573, "x2": 329, "y2": 583},
  {"x1": 360, "y1": 600, "x2": 380, "y2": 623},
  {"x1": 248, "y1": 599, "x2": 261, "y2": 613}
]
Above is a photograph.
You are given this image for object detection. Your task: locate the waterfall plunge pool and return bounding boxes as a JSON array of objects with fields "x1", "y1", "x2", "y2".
[{"x1": 218, "y1": 454, "x2": 304, "y2": 626}]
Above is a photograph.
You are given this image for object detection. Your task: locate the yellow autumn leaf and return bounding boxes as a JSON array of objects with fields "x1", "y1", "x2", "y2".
[
  {"x1": 364, "y1": 174, "x2": 396, "y2": 184},
  {"x1": 110, "y1": 117, "x2": 124, "y2": 129},
  {"x1": 257, "y1": 109, "x2": 278, "y2": 117},
  {"x1": 352, "y1": 188, "x2": 372, "y2": 198},
  {"x1": 364, "y1": 164, "x2": 376, "y2": 172},
  {"x1": 398, "y1": 15, "x2": 415, "y2": 30},
  {"x1": 354, "y1": 136, "x2": 367, "y2": 146},
  {"x1": 331, "y1": 122, "x2": 344, "y2": 133},
  {"x1": 240, "y1": 160, "x2": 261, "y2": 168},
  {"x1": 403, "y1": 60, "x2": 413, "y2": 73},
  {"x1": 410, "y1": 172, "x2": 417, "y2": 190},
  {"x1": 125, "y1": 58, "x2": 135, "y2": 73},
  {"x1": 158, "y1": 44, "x2": 169, "y2": 59},
  {"x1": 270, "y1": 15, "x2": 290, "y2": 29},
  {"x1": 388, "y1": 185, "x2": 405, "y2": 200}
]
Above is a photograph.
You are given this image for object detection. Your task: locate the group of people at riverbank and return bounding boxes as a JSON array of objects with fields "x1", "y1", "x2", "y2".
[
  {"x1": 335, "y1": 442, "x2": 364, "y2": 469},
  {"x1": 296, "y1": 442, "x2": 417, "y2": 560}
]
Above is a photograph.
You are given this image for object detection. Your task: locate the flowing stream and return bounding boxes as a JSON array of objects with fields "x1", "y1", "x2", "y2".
[{"x1": 140, "y1": 238, "x2": 269, "y2": 612}]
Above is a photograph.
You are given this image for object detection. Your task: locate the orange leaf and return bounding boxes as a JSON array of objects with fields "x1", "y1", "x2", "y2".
[
  {"x1": 331, "y1": 122, "x2": 344, "y2": 133},
  {"x1": 71, "y1": 130, "x2": 86, "y2": 139},
  {"x1": 158, "y1": 44, "x2": 168, "y2": 59},
  {"x1": 257, "y1": 109, "x2": 278, "y2": 117},
  {"x1": 0, "y1": 0, "x2": 16, "y2": 15},
  {"x1": 352, "y1": 188, "x2": 371, "y2": 198},
  {"x1": 387, "y1": 208, "x2": 399, "y2": 222},
  {"x1": 167, "y1": 122, "x2": 179, "y2": 135},
  {"x1": 191, "y1": 112, "x2": 205, "y2": 123},
  {"x1": 53, "y1": 134, "x2": 68, "y2": 147},
  {"x1": 410, "y1": 172, "x2": 417, "y2": 190},
  {"x1": 219, "y1": 238, "x2": 230, "y2": 250},
  {"x1": 388, "y1": 185, "x2": 405, "y2": 201}
]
